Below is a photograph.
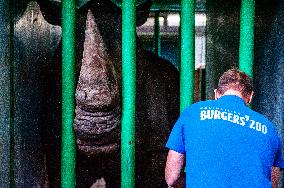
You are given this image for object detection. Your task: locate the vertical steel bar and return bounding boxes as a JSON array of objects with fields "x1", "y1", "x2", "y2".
[
  {"x1": 121, "y1": 0, "x2": 136, "y2": 187},
  {"x1": 61, "y1": 0, "x2": 76, "y2": 187},
  {"x1": 239, "y1": 0, "x2": 255, "y2": 78},
  {"x1": 152, "y1": 12, "x2": 161, "y2": 56},
  {"x1": 0, "y1": 0, "x2": 13, "y2": 187},
  {"x1": 180, "y1": 0, "x2": 195, "y2": 112}
]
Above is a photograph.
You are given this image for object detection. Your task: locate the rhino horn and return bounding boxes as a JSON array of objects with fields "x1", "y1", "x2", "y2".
[{"x1": 75, "y1": 9, "x2": 120, "y2": 112}]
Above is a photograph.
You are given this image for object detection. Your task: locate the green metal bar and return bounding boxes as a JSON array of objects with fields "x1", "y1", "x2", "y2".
[
  {"x1": 61, "y1": 0, "x2": 76, "y2": 187},
  {"x1": 152, "y1": 12, "x2": 161, "y2": 56},
  {"x1": 180, "y1": 0, "x2": 196, "y2": 112},
  {"x1": 121, "y1": 0, "x2": 136, "y2": 187},
  {"x1": 239, "y1": 0, "x2": 255, "y2": 78}
]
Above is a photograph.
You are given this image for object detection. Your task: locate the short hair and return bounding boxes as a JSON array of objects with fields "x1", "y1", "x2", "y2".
[{"x1": 216, "y1": 69, "x2": 253, "y2": 97}]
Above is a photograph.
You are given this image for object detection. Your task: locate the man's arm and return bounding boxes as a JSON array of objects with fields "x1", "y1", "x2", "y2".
[
  {"x1": 165, "y1": 150, "x2": 185, "y2": 187},
  {"x1": 272, "y1": 166, "x2": 281, "y2": 188}
]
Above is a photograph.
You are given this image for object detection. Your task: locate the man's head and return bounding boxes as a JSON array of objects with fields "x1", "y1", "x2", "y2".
[{"x1": 214, "y1": 69, "x2": 254, "y2": 105}]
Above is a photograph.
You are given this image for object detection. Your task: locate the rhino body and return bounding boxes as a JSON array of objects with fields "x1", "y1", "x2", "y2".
[{"x1": 37, "y1": 0, "x2": 180, "y2": 187}]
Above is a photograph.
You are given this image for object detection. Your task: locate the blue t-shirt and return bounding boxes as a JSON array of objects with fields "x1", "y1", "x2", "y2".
[{"x1": 166, "y1": 95, "x2": 284, "y2": 188}]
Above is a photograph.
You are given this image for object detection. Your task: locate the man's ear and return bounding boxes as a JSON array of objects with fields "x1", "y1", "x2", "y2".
[
  {"x1": 214, "y1": 89, "x2": 220, "y2": 100},
  {"x1": 248, "y1": 91, "x2": 254, "y2": 104}
]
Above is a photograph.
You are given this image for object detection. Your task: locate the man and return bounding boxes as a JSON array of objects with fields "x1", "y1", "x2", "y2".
[{"x1": 165, "y1": 69, "x2": 284, "y2": 187}]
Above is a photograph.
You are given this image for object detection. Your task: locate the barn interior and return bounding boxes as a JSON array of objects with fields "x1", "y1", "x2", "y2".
[{"x1": 0, "y1": 0, "x2": 283, "y2": 187}]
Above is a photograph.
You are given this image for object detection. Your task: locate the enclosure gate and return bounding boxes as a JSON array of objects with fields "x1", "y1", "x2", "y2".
[
  {"x1": 0, "y1": 0, "x2": 255, "y2": 187},
  {"x1": 60, "y1": 0, "x2": 255, "y2": 187}
]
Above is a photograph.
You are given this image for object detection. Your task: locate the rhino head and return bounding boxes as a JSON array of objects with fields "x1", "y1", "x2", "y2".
[{"x1": 36, "y1": 0, "x2": 152, "y2": 156}]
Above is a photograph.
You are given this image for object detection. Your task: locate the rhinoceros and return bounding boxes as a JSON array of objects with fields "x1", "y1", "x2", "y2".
[{"x1": 36, "y1": 0, "x2": 180, "y2": 187}]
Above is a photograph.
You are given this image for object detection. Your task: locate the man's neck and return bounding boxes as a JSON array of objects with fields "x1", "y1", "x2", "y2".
[
  {"x1": 223, "y1": 90, "x2": 243, "y2": 98},
  {"x1": 222, "y1": 90, "x2": 249, "y2": 105}
]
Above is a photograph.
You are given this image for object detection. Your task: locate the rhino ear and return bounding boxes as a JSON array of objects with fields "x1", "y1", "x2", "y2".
[
  {"x1": 36, "y1": 0, "x2": 62, "y2": 26},
  {"x1": 136, "y1": 0, "x2": 152, "y2": 27},
  {"x1": 14, "y1": 0, "x2": 30, "y2": 23}
]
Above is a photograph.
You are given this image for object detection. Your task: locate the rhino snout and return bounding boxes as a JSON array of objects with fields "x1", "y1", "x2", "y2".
[{"x1": 74, "y1": 106, "x2": 121, "y2": 155}]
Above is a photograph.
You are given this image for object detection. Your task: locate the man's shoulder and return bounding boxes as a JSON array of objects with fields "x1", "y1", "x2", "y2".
[
  {"x1": 190, "y1": 99, "x2": 216, "y2": 109},
  {"x1": 249, "y1": 109, "x2": 276, "y2": 127},
  {"x1": 182, "y1": 100, "x2": 216, "y2": 115},
  {"x1": 245, "y1": 108, "x2": 280, "y2": 138}
]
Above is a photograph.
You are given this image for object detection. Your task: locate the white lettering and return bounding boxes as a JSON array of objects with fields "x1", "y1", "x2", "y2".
[
  {"x1": 227, "y1": 113, "x2": 233, "y2": 122},
  {"x1": 256, "y1": 122, "x2": 262, "y2": 132},
  {"x1": 199, "y1": 107, "x2": 268, "y2": 135},
  {"x1": 239, "y1": 117, "x2": 246, "y2": 126},
  {"x1": 221, "y1": 112, "x2": 227, "y2": 120},
  {"x1": 214, "y1": 110, "x2": 221, "y2": 119},
  {"x1": 249, "y1": 120, "x2": 255, "y2": 129},
  {"x1": 233, "y1": 114, "x2": 240, "y2": 124},
  {"x1": 200, "y1": 110, "x2": 207, "y2": 120},
  {"x1": 245, "y1": 115, "x2": 250, "y2": 121},
  {"x1": 262, "y1": 125, "x2": 268, "y2": 134},
  {"x1": 207, "y1": 110, "x2": 214, "y2": 119}
]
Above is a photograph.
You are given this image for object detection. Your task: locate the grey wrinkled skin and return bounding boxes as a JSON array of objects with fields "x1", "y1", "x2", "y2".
[{"x1": 37, "y1": 0, "x2": 181, "y2": 187}]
